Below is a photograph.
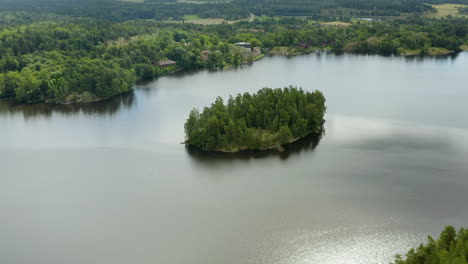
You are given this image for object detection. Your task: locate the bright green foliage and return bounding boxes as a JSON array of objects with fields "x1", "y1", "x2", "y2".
[
  {"x1": 0, "y1": 4, "x2": 466, "y2": 104},
  {"x1": 0, "y1": 55, "x2": 135, "y2": 103},
  {"x1": 236, "y1": 0, "x2": 435, "y2": 17},
  {"x1": 184, "y1": 87, "x2": 326, "y2": 151},
  {"x1": 0, "y1": 0, "x2": 447, "y2": 23},
  {"x1": 391, "y1": 226, "x2": 468, "y2": 264},
  {"x1": 0, "y1": 19, "x2": 265, "y2": 103}
]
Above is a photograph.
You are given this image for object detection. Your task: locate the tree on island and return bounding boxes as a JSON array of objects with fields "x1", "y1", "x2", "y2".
[{"x1": 184, "y1": 86, "x2": 326, "y2": 152}]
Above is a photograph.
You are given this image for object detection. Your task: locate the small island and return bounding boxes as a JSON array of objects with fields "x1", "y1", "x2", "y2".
[{"x1": 184, "y1": 86, "x2": 326, "y2": 152}]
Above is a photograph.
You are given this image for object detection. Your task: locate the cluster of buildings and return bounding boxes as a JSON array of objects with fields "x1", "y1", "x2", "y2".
[
  {"x1": 157, "y1": 59, "x2": 177, "y2": 67},
  {"x1": 235, "y1": 42, "x2": 262, "y2": 58}
]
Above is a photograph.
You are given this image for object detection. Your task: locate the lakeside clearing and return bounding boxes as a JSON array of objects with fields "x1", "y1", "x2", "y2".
[
  {"x1": 164, "y1": 13, "x2": 253, "y2": 25},
  {"x1": 425, "y1": 4, "x2": 468, "y2": 18}
]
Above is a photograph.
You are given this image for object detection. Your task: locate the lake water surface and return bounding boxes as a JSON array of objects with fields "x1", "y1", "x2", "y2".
[{"x1": 1, "y1": 52, "x2": 468, "y2": 264}]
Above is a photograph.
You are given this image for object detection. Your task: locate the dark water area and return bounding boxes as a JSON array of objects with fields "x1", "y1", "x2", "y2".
[
  {"x1": 1, "y1": 52, "x2": 468, "y2": 264},
  {"x1": 0, "y1": 92, "x2": 136, "y2": 118},
  {"x1": 186, "y1": 131, "x2": 324, "y2": 162}
]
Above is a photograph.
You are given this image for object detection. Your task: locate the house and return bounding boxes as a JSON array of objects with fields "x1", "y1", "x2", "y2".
[
  {"x1": 235, "y1": 42, "x2": 251, "y2": 48},
  {"x1": 201, "y1": 50, "x2": 210, "y2": 61},
  {"x1": 157, "y1": 59, "x2": 177, "y2": 67},
  {"x1": 252, "y1": 47, "x2": 262, "y2": 57}
]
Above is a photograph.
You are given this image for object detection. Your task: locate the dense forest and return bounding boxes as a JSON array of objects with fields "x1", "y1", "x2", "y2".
[
  {"x1": 236, "y1": 0, "x2": 436, "y2": 18},
  {"x1": 0, "y1": 0, "x2": 467, "y2": 104},
  {"x1": 0, "y1": 15, "x2": 466, "y2": 103},
  {"x1": 184, "y1": 87, "x2": 326, "y2": 152},
  {"x1": 391, "y1": 226, "x2": 468, "y2": 264},
  {"x1": 0, "y1": 0, "x2": 250, "y2": 23},
  {"x1": 0, "y1": 19, "x2": 264, "y2": 103},
  {"x1": 2, "y1": 0, "x2": 466, "y2": 22}
]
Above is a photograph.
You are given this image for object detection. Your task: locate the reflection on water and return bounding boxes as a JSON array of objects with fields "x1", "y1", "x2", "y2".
[
  {"x1": 0, "y1": 52, "x2": 463, "y2": 121},
  {"x1": 402, "y1": 52, "x2": 460, "y2": 63},
  {"x1": 186, "y1": 130, "x2": 324, "y2": 163},
  {"x1": 252, "y1": 223, "x2": 424, "y2": 264},
  {"x1": 0, "y1": 92, "x2": 135, "y2": 119},
  {"x1": 1, "y1": 53, "x2": 468, "y2": 264}
]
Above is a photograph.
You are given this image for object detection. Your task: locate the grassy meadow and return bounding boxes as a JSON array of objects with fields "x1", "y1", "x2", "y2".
[{"x1": 426, "y1": 4, "x2": 468, "y2": 18}]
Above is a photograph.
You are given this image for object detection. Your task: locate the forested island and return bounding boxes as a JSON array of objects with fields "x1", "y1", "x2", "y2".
[
  {"x1": 391, "y1": 226, "x2": 468, "y2": 264},
  {"x1": 0, "y1": 0, "x2": 467, "y2": 104},
  {"x1": 184, "y1": 87, "x2": 326, "y2": 152}
]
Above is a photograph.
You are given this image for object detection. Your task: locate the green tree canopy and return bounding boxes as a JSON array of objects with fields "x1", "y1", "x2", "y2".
[
  {"x1": 391, "y1": 226, "x2": 468, "y2": 264},
  {"x1": 184, "y1": 86, "x2": 326, "y2": 152}
]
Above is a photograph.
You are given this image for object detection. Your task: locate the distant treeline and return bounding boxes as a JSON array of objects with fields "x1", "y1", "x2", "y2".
[
  {"x1": 236, "y1": 0, "x2": 435, "y2": 18},
  {"x1": 0, "y1": 0, "x2": 465, "y2": 24},
  {"x1": 340, "y1": 18, "x2": 468, "y2": 55},
  {"x1": 0, "y1": 0, "x2": 250, "y2": 23},
  {"x1": 185, "y1": 87, "x2": 326, "y2": 152},
  {"x1": 425, "y1": 0, "x2": 468, "y2": 4},
  {"x1": 391, "y1": 226, "x2": 468, "y2": 264}
]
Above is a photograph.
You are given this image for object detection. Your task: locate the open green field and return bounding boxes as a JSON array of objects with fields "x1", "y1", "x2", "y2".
[
  {"x1": 425, "y1": 4, "x2": 468, "y2": 18},
  {"x1": 166, "y1": 13, "x2": 251, "y2": 24},
  {"x1": 427, "y1": 47, "x2": 452, "y2": 55},
  {"x1": 183, "y1": 15, "x2": 201, "y2": 20}
]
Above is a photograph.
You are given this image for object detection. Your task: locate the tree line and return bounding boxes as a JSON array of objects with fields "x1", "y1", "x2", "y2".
[
  {"x1": 391, "y1": 226, "x2": 468, "y2": 264},
  {"x1": 235, "y1": 0, "x2": 435, "y2": 18},
  {"x1": 227, "y1": 17, "x2": 468, "y2": 55},
  {"x1": 0, "y1": 20, "x2": 254, "y2": 103},
  {"x1": 0, "y1": 0, "x2": 250, "y2": 23},
  {"x1": 0, "y1": 12, "x2": 467, "y2": 103},
  {"x1": 184, "y1": 87, "x2": 326, "y2": 152},
  {"x1": 0, "y1": 0, "x2": 459, "y2": 23}
]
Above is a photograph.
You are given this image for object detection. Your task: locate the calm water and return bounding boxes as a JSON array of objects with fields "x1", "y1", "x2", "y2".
[{"x1": 1, "y1": 52, "x2": 468, "y2": 264}]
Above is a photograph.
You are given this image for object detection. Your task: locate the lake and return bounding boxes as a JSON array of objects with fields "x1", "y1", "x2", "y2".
[{"x1": 1, "y1": 52, "x2": 468, "y2": 264}]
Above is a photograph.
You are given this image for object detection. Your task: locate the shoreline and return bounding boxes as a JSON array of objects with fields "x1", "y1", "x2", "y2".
[
  {"x1": 188, "y1": 126, "x2": 325, "y2": 154},
  {"x1": 212, "y1": 136, "x2": 303, "y2": 153},
  {"x1": 0, "y1": 90, "x2": 135, "y2": 105},
  {"x1": 5, "y1": 49, "x2": 465, "y2": 105}
]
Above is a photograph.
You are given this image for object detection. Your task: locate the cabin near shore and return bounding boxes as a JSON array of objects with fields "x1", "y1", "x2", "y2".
[
  {"x1": 235, "y1": 42, "x2": 251, "y2": 48},
  {"x1": 157, "y1": 59, "x2": 177, "y2": 67}
]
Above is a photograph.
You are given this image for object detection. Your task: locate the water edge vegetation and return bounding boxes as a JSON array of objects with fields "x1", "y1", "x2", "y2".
[{"x1": 184, "y1": 86, "x2": 326, "y2": 152}]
